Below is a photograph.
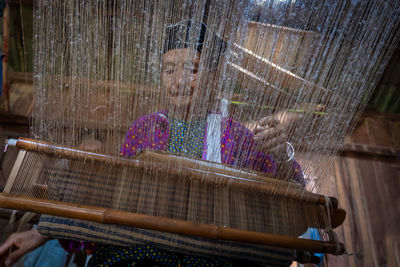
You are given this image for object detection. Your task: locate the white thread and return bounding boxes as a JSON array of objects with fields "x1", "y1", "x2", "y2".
[
  {"x1": 206, "y1": 113, "x2": 222, "y2": 163},
  {"x1": 285, "y1": 142, "x2": 295, "y2": 162},
  {"x1": 8, "y1": 210, "x2": 17, "y2": 225},
  {"x1": 274, "y1": 142, "x2": 295, "y2": 163},
  {"x1": 220, "y1": 98, "x2": 229, "y2": 118},
  {"x1": 6, "y1": 139, "x2": 17, "y2": 147}
]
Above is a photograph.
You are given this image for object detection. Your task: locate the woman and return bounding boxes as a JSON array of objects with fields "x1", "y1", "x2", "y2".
[{"x1": 0, "y1": 20, "x2": 303, "y2": 266}]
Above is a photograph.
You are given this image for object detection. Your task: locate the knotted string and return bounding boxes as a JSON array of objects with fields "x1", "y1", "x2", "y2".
[{"x1": 323, "y1": 195, "x2": 352, "y2": 256}]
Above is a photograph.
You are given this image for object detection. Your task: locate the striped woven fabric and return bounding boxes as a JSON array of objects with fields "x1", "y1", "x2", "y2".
[{"x1": 38, "y1": 215, "x2": 294, "y2": 266}]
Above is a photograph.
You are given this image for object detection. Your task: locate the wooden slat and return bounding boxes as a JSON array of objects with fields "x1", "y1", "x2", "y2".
[
  {"x1": 4, "y1": 150, "x2": 26, "y2": 193},
  {"x1": 332, "y1": 157, "x2": 356, "y2": 267},
  {"x1": 341, "y1": 142, "x2": 400, "y2": 158}
]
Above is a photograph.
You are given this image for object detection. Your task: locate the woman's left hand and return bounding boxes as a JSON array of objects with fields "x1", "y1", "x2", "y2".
[{"x1": 0, "y1": 228, "x2": 49, "y2": 266}]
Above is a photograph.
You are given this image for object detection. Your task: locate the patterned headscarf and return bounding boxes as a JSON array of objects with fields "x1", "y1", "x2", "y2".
[{"x1": 163, "y1": 19, "x2": 226, "y2": 69}]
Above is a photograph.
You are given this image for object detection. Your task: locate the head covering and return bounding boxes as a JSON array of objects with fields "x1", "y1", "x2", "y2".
[
  {"x1": 163, "y1": 19, "x2": 226, "y2": 69},
  {"x1": 163, "y1": 20, "x2": 206, "y2": 54}
]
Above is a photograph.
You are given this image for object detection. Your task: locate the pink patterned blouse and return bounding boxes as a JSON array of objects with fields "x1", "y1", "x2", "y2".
[{"x1": 120, "y1": 110, "x2": 304, "y2": 183}]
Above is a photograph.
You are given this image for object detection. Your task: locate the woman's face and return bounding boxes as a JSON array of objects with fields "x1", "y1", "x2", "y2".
[{"x1": 161, "y1": 48, "x2": 200, "y2": 112}]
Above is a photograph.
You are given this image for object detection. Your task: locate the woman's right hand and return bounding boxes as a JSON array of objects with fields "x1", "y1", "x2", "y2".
[{"x1": 0, "y1": 228, "x2": 49, "y2": 266}]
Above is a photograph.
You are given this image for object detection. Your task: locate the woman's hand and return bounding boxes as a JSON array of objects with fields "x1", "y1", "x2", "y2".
[
  {"x1": 0, "y1": 228, "x2": 49, "y2": 266},
  {"x1": 253, "y1": 111, "x2": 301, "y2": 160},
  {"x1": 79, "y1": 137, "x2": 103, "y2": 152}
]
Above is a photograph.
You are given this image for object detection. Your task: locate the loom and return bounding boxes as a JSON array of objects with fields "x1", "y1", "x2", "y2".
[{"x1": 1, "y1": 0, "x2": 400, "y2": 265}]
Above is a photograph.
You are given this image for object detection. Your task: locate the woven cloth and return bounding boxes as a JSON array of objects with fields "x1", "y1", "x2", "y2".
[{"x1": 38, "y1": 215, "x2": 294, "y2": 266}]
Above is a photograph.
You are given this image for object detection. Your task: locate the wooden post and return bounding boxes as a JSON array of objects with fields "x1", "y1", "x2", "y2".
[{"x1": 2, "y1": 2, "x2": 10, "y2": 112}]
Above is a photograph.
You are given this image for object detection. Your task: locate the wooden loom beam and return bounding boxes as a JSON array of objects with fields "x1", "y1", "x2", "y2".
[
  {"x1": 0, "y1": 193, "x2": 345, "y2": 255},
  {"x1": 11, "y1": 137, "x2": 339, "y2": 208}
]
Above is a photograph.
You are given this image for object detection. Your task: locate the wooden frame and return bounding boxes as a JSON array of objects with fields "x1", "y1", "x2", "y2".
[
  {"x1": 1, "y1": 137, "x2": 347, "y2": 255},
  {"x1": 0, "y1": 193, "x2": 345, "y2": 255},
  {"x1": 12, "y1": 137, "x2": 339, "y2": 207}
]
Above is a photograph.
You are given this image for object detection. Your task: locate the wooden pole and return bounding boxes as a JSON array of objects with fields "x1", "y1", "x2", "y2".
[
  {"x1": 11, "y1": 137, "x2": 339, "y2": 208},
  {"x1": 2, "y1": 2, "x2": 10, "y2": 112},
  {"x1": 0, "y1": 193, "x2": 345, "y2": 255}
]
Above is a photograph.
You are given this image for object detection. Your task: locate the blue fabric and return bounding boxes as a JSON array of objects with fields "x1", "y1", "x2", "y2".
[
  {"x1": 300, "y1": 228, "x2": 324, "y2": 266},
  {"x1": 24, "y1": 239, "x2": 68, "y2": 267}
]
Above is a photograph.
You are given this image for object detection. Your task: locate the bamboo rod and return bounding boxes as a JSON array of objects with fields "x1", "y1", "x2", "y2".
[
  {"x1": 14, "y1": 137, "x2": 136, "y2": 167},
  {"x1": 0, "y1": 193, "x2": 345, "y2": 255},
  {"x1": 10, "y1": 137, "x2": 339, "y2": 208},
  {"x1": 230, "y1": 42, "x2": 332, "y2": 102},
  {"x1": 8, "y1": 71, "x2": 155, "y2": 93}
]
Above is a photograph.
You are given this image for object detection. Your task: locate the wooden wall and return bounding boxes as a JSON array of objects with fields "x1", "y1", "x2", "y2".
[
  {"x1": 321, "y1": 112, "x2": 400, "y2": 267},
  {"x1": 242, "y1": 22, "x2": 321, "y2": 78}
]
